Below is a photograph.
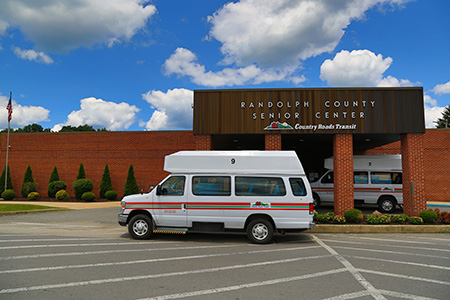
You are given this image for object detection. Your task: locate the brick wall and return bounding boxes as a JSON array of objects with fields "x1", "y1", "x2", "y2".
[
  {"x1": 363, "y1": 129, "x2": 449, "y2": 202},
  {"x1": 265, "y1": 134, "x2": 282, "y2": 150},
  {"x1": 401, "y1": 133, "x2": 426, "y2": 216},
  {"x1": 333, "y1": 134, "x2": 354, "y2": 216},
  {"x1": 196, "y1": 135, "x2": 211, "y2": 150},
  {"x1": 0, "y1": 131, "x2": 196, "y2": 198}
]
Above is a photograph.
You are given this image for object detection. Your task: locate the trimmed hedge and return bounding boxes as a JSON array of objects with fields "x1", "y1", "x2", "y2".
[
  {"x1": 56, "y1": 190, "x2": 69, "y2": 201},
  {"x1": 27, "y1": 192, "x2": 40, "y2": 200},
  {"x1": 48, "y1": 181, "x2": 68, "y2": 198},
  {"x1": 73, "y1": 179, "x2": 93, "y2": 199},
  {"x1": 1, "y1": 189, "x2": 15, "y2": 200},
  {"x1": 81, "y1": 192, "x2": 95, "y2": 202},
  {"x1": 104, "y1": 190, "x2": 118, "y2": 201}
]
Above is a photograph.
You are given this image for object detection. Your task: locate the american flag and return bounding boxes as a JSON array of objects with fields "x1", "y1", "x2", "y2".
[{"x1": 6, "y1": 92, "x2": 12, "y2": 122}]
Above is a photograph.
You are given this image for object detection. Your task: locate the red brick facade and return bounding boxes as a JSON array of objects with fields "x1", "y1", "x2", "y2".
[
  {"x1": 196, "y1": 135, "x2": 211, "y2": 150},
  {"x1": 0, "y1": 131, "x2": 196, "y2": 198},
  {"x1": 333, "y1": 134, "x2": 354, "y2": 216},
  {"x1": 364, "y1": 129, "x2": 449, "y2": 203},
  {"x1": 265, "y1": 134, "x2": 282, "y2": 150},
  {"x1": 0, "y1": 129, "x2": 448, "y2": 207}
]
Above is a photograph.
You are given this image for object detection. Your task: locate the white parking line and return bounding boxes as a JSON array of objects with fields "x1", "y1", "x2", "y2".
[
  {"x1": 0, "y1": 244, "x2": 233, "y2": 260},
  {"x1": 0, "y1": 256, "x2": 343, "y2": 295},
  {"x1": 333, "y1": 245, "x2": 450, "y2": 260},
  {"x1": 358, "y1": 268, "x2": 450, "y2": 286},
  {"x1": 311, "y1": 235, "x2": 387, "y2": 300},
  {"x1": 137, "y1": 269, "x2": 348, "y2": 300},
  {"x1": 345, "y1": 255, "x2": 450, "y2": 271},
  {"x1": 0, "y1": 246, "x2": 324, "y2": 274}
]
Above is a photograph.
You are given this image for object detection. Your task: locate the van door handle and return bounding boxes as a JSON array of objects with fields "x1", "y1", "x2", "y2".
[{"x1": 181, "y1": 203, "x2": 187, "y2": 211}]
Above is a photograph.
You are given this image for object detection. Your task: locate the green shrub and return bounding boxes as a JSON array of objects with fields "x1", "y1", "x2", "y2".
[
  {"x1": 418, "y1": 210, "x2": 438, "y2": 224},
  {"x1": 73, "y1": 179, "x2": 93, "y2": 199},
  {"x1": 344, "y1": 209, "x2": 363, "y2": 224},
  {"x1": 123, "y1": 164, "x2": 139, "y2": 196},
  {"x1": 49, "y1": 166, "x2": 60, "y2": 183},
  {"x1": 365, "y1": 215, "x2": 380, "y2": 225},
  {"x1": 379, "y1": 215, "x2": 391, "y2": 224},
  {"x1": 100, "y1": 164, "x2": 113, "y2": 198},
  {"x1": 315, "y1": 212, "x2": 336, "y2": 223},
  {"x1": 27, "y1": 192, "x2": 40, "y2": 200},
  {"x1": 410, "y1": 217, "x2": 424, "y2": 225},
  {"x1": 104, "y1": 190, "x2": 118, "y2": 201},
  {"x1": 391, "y1": 214, "x2": 409, "y2": 224},
  {"x1": 81, "y1": 192, "x2": 95, "y2": 202},
  {"x1": 22, "y1": 182, "x2": 37, "y2": 198},
  {"x1": 55, "y1": 190, "x2": 69, "y2": 201},
  {"x1": 1, "y1": 189, "x2": 15, "y2": 200},
  {"x1": 0, "y1": 166, "x2": 13, "y2": 195},
  {"x1": 77, "y1": 163, "x2": 86, "y2": 180},
  {"x1": 48, "y1": 181, "x2": 68, "y2": 198},
  {"x1": 21, "y1": 165, "x2": 35, "y2": 197},
  {"x1": 333, "y1": 215, "x2": 346, "y2": 224}
]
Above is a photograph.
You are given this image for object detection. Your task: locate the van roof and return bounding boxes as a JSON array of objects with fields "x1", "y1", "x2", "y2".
[
  {"x1": 324, "y1": 155, "x2": 402, "y2": 171},
  {"x1": 164, "y1": 151, "x2": 305, "y2": 175}
]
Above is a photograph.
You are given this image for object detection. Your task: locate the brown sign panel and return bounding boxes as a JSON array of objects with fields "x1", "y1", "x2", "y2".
[{"x1": 193, "y1": 88, "x2": 425, "y2": 135}]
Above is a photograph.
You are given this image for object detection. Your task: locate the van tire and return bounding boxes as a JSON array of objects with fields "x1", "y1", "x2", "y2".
[
  {"x1": 378, "y1": 196, "x2": 396, "y2": 213},
  {"x1": 313, "y1": 193, "x2": 321, "y2": 208},
  {"x1": 128, "y1": 214, "x2": 153, "y2": 240},
  {"x1": 247, "y1": 219, "x2": 274, "y2": 244}
]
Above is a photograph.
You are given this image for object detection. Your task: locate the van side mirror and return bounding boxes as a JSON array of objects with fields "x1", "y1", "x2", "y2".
[{"x1": 156, "y1": 185, "x2": 162, "y2": 195}]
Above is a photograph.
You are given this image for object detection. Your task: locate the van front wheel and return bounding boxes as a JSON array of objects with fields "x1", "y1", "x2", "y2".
[
  {"x1": 247, "y1": 219, "x2": 274, "y2": 244},
  {"x1": 378, "y1": 197, "x2": 396, "y2": 213},
  {"x1": 128, "y1": 214, "x2": 153, "y2": 240}
]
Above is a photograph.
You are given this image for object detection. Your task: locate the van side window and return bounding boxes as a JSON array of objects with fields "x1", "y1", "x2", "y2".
[
  {"x1": 321, "y1": 172, "x2": 333, "y2": 184},
  {"x1": 371, "y1": 172, "x2": 402, "y2": 184},
  {"x1": 289, "y1": 178, "x2": 307, "y2": 196},
  {"x1": 192, "y1": 176, "x2": 231, "y2": 196},
  {"x1": 160, "y1": 176, "x2": 185, "y2": 195},
  {"x1": 354, "y1": 172, "x2": 368, "y2": 184},
  {"x1": 235, "y1": 177, "x2": 286, "y2": 196}
]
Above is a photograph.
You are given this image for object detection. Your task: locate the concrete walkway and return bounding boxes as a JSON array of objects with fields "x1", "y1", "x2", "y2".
[{"x1": 0, "y1": 200, "x2": 121, "y2": 210}]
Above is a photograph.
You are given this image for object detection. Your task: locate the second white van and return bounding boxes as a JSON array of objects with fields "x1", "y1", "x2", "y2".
[{"x1": 310, "y1": 155, "x2": 403, "y2": 213}]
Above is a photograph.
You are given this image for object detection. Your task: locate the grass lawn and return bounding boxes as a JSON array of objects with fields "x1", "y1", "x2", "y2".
[{"x1": 0, "y1": 204, "x2": 61, "y2": 212}]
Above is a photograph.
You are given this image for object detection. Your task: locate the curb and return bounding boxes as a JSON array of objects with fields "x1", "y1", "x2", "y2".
[
  {"x1": 0, "y1": 208, "x2": 71, "y2": 216},
  {"x1": 309, "y1": 224, "x2": 450, "y2": 233}
]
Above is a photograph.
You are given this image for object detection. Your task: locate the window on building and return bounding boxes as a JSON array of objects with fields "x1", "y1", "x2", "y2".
[
  {"x1": 192, "y1": 176, "x2": 231, "y2": 196},
  {"x1": 235, "y1": 176, "x2": 286, "y2": 196}
]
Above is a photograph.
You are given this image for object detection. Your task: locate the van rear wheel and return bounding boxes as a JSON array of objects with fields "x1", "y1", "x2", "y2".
[
  {"x1": 247, "y1": 219, "x2": 274, "y2": 244},
  {"x1": 128, "y1": 214, "x2": 153, "y2": 239},
  {"x1": 378, "y1": 197, "x2": 396, "y2": 213}
]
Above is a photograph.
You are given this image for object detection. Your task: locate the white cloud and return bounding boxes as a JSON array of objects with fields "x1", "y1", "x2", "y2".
[
  {"x1": 431, "y1": 81, "x2": 450, "y2": 95},
  {"x1": 207, "y1": 0, "x2": 406, "y2": 67},
  {"x1": 0, "y1": 94, "x2": 49, "y2": 128},
  {"x1": 142, "y1": 88, "x2": 193, "y2": 130},
  {"x1": 320, "y1": 49, "x2": 392, "y2": 86},
  {"x1": 0, "y1": 0, "x2": 157, "y2": 53},
  {"x1": 319, "y1": 49, "x2": 416, "y2": 87},
  {"x1": 163, "y1": 48, "x2": 305, "y2": 87},
  {"x1": 53, "y1": 97, "x2": 140, "y2": 131},
  {"x1": 13, "y1": 47, "x2": 54, "y2": 64},
  {"x1": 424, "y1": 104, "x2": 446, "y2": 128}
]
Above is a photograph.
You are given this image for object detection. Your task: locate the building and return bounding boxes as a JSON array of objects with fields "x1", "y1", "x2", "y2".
[{"x1": 1, "y1": 88, "x2": 449, "y2": 216}]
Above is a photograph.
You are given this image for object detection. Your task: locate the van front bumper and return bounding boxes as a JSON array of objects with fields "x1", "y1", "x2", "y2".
[{"x1": 118, "y1": 213, "x2": 128, "y2": 226}]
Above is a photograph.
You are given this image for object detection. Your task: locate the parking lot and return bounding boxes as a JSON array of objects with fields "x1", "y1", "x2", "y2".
[{"x1": 0, "y1": 208, "x2": 449, "y2": 300}]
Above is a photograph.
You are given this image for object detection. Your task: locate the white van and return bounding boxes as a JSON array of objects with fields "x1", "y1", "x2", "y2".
[
  {"x1": 310, "y1": 155, "x2": 403, "y2": 213},
  {"x1": 118, "y1": 151, "x2": 315, "y2": 244}
]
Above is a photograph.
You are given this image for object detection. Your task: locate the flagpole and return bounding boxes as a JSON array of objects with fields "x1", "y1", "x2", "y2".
[{"x1": 5, "y1": 92, "x2": 11, "y2": 191}]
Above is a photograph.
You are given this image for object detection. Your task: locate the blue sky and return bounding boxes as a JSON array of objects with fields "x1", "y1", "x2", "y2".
[{"x1": 0, "y1": 0, "x2": 449, "y2": 131}]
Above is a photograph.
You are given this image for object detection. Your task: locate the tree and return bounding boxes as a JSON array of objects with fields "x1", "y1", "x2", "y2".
[
  {"x1": 123, "y1": 164, "x2": 139, "y2": 197},
  {"x1": 434, "y1": 105, "x2": 450, "y2": 128},
  {"x1": 49, "y1": 166, "x2": 60, "y2": 183},
  {"x1": 21, "y1": 165, "x2": 36, "y2": 197},
  {"x1": 0, "y1": 166, "x2": 13, "y2": 194},
  {"x1": 99, "y1": 164, "x2": 113, "y2": 198},
  {"x1": 76, "y1": 163, "x2": 86, "y2": 180}
]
